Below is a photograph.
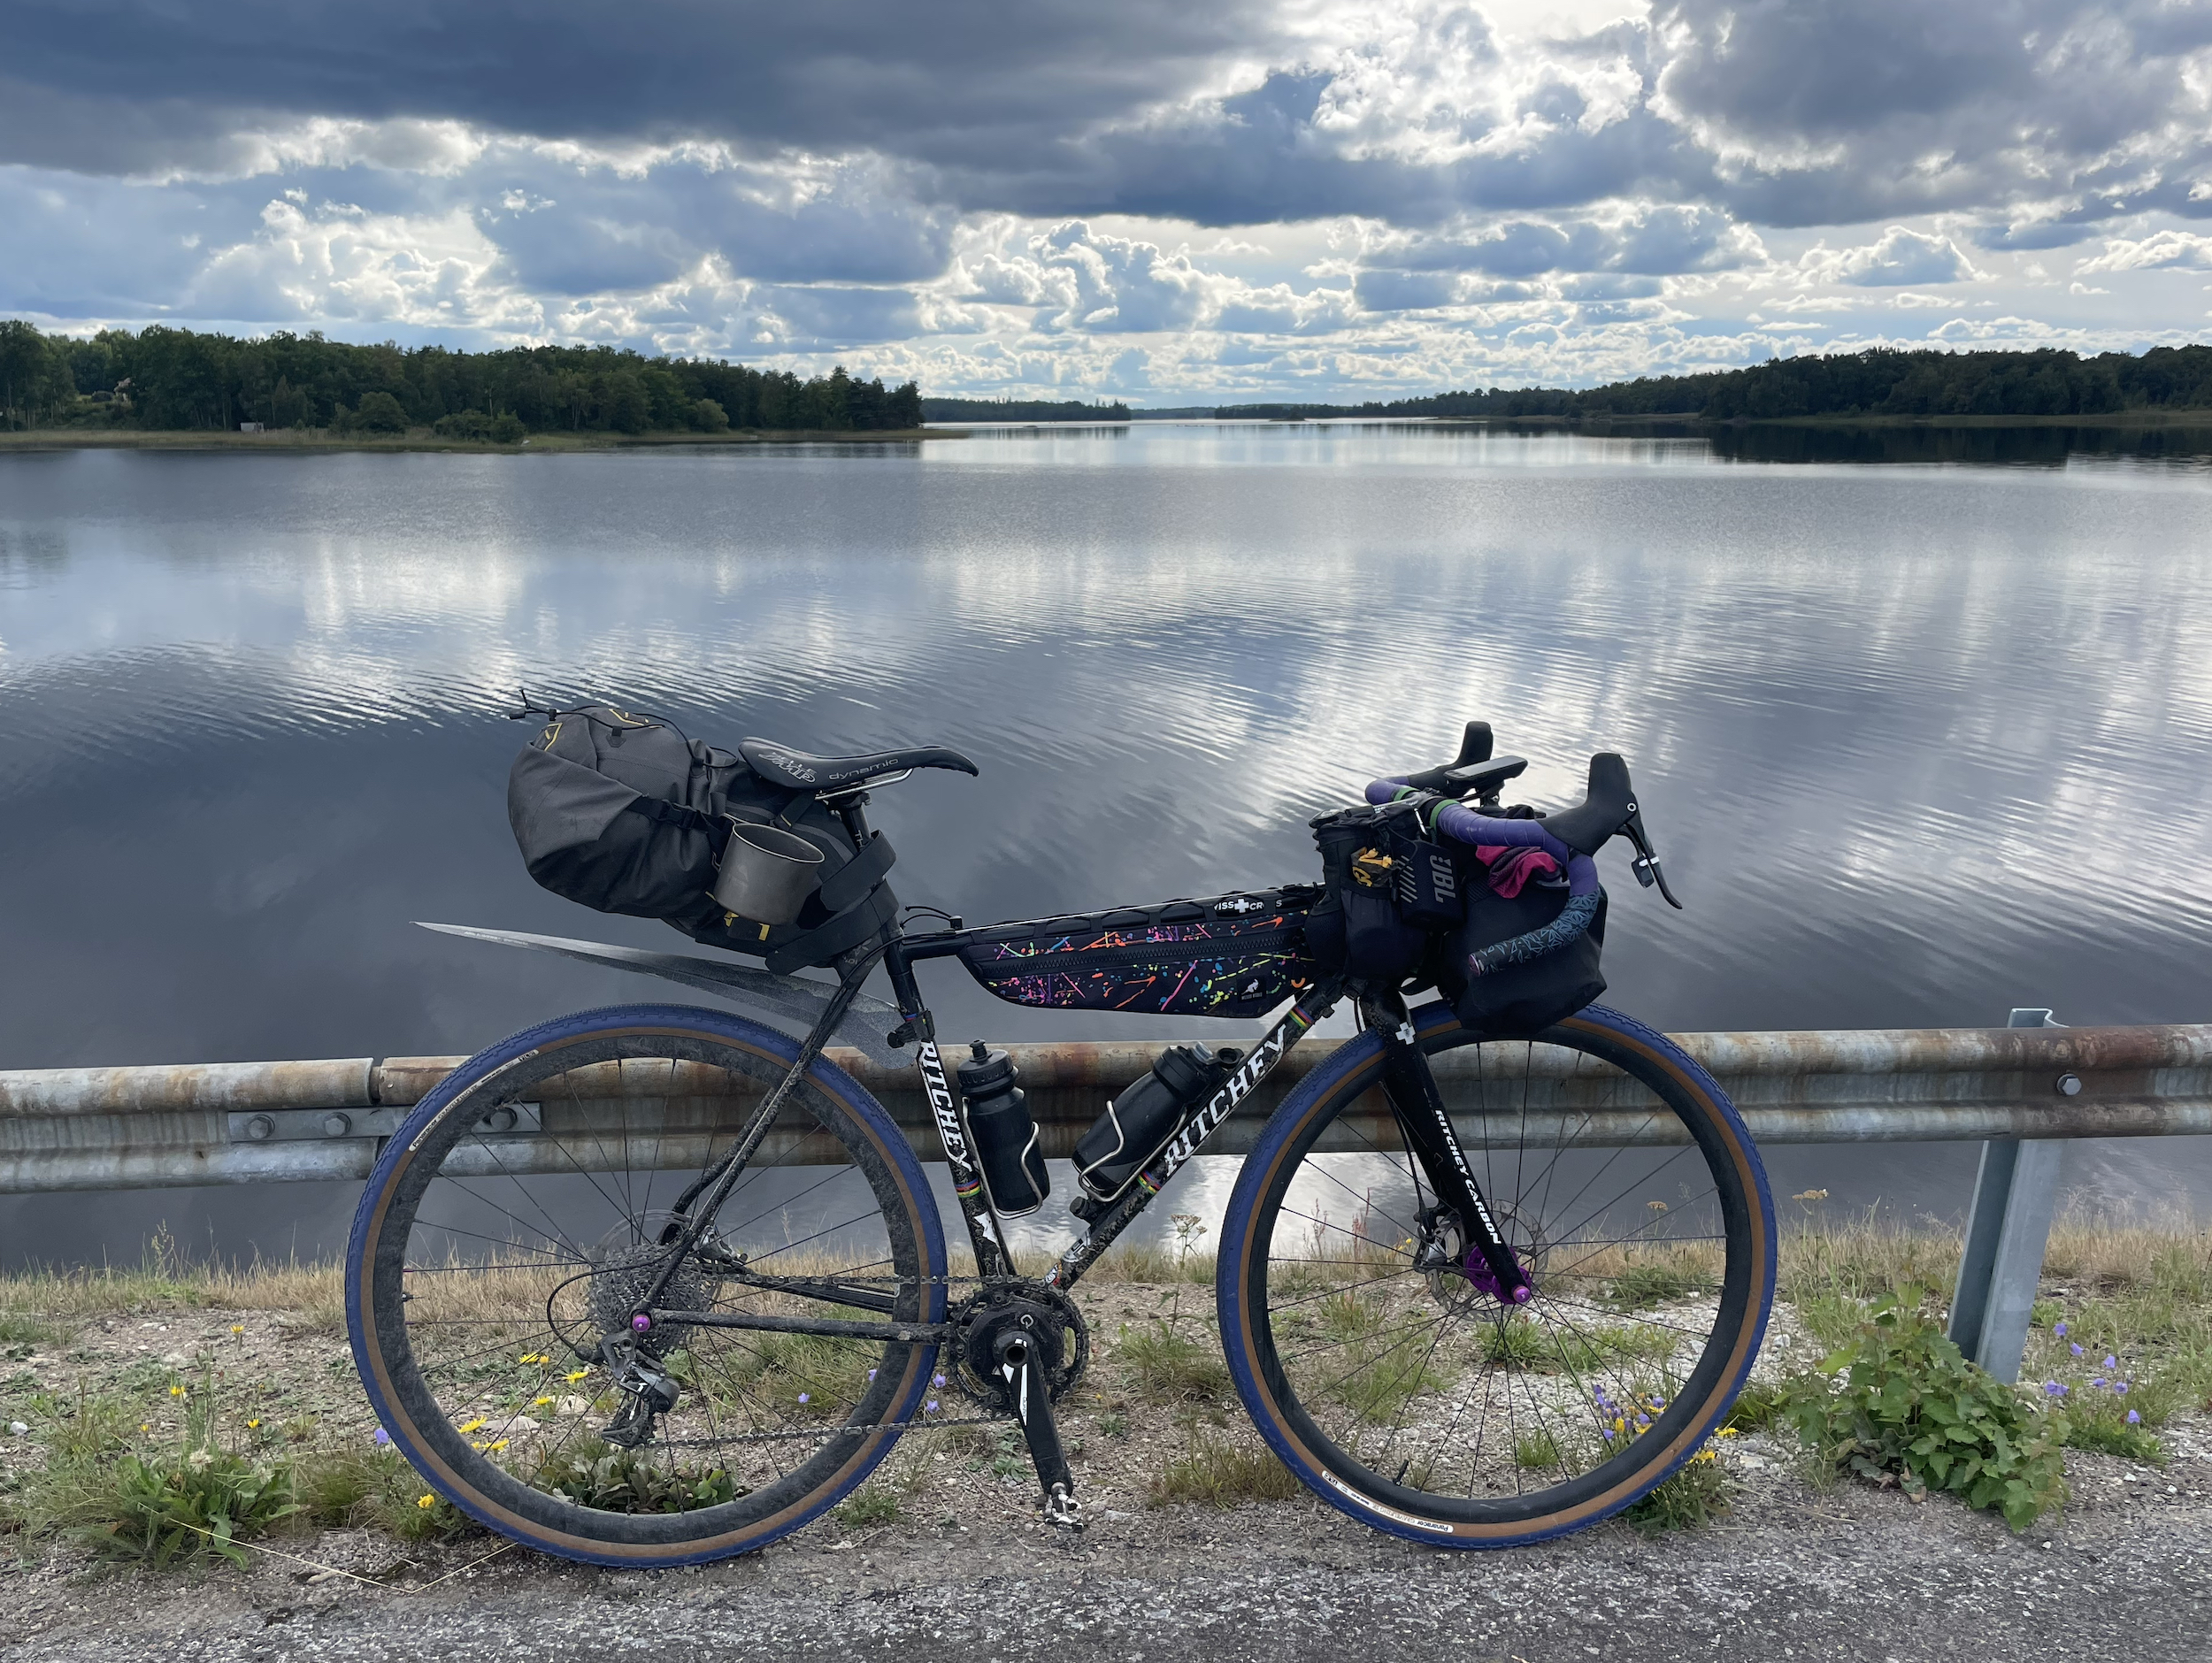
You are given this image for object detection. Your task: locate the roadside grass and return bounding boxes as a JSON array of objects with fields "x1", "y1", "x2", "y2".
[
  {"x1": 1148, "y1": 1423, "x2": 1302, "y2": 1509},
  {"x1": 1115, "y1": 1322, "x2": 1231, "y2": 1403}
]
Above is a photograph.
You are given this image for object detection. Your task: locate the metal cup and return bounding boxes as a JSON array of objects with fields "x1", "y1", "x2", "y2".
[{"x1": 710, "y1": 821, "x2": 826, "y2": 924}]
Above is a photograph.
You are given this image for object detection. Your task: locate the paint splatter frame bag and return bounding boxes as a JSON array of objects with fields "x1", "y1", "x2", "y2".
[{"x1": 956, "y1": 889, "x2": 1324, "y2": 1019}]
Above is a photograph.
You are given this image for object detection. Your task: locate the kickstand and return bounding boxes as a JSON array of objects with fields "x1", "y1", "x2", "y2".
[{"x1": 995, "y1": 1329, "x2": 1084, "y2": 1530}]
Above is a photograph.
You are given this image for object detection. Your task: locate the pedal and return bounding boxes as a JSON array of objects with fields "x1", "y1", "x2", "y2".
[{"x1": 1043, "y1": 1482, "x2": 1084, "y2": 1531}]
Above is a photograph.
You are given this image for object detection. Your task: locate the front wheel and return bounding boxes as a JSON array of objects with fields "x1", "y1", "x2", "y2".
[
  {"x1": 345, "y1": 1003, "x2": 949, "y2": 1567},
  {"x1": 1217, "y1": 1002, "x2": 1775, "y2": 1546}
]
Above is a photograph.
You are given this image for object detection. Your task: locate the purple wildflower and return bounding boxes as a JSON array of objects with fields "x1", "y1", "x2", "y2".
[
  {"x1": 926, "y1": 1399, "x2": 940, "y2": 1414},
  {"x1": 933, "y1": 1374, "x2": 947, "y2": 1388},
  {"x1": 2070, "y1": 1343, "x2": 2084, "y2": 1357},
  {"x1": 2043, "y1": 1381, "x2": 2068, "y2": 1397},
  {"x1": 866, "y1": 1368, "x2": 877, "y2": 1382},
  {"x1": 1602, "y1": 1428, "x2": 1615, "y2": 1441},
  {"x1": 2103, "y1": 1355, "x2": 2118, "y2": 1370},
  {"x1": 2054, "y1": 1321, "x2": 2068, "y2": 1337},
  {"x1": 797, "y1": 1393, "x2": 810, "y2": 1405},
  {"x1": 2127, "y1": 1410, "x2": 2141, "y2": 1424},
  {"x1": 373, "y1": 1428, "x2": 391, "y2": 1446},
  {"x1": 2116, "y1": 1381, "x2": 2130, "y2": 1395}
]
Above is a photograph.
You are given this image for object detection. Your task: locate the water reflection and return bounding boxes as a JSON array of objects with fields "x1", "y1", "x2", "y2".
[{"x1": 0, "y1": 428, "x2": 2208, "y2": 1266}]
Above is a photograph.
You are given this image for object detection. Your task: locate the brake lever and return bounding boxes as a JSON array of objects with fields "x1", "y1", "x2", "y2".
[{"x1": 1621, "y1": 813, "x2": 1683, "y2": 909}]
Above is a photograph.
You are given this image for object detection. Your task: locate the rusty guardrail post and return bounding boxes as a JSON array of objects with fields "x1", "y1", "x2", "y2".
[{"x1": 1946, "y1": 1008, "x2": 2070, "y2": 1383}]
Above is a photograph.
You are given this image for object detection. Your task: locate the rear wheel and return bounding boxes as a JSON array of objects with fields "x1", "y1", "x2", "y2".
[
  {"x1": 345, "y1": 1004, "x2": 948, "y2": 1567},
  {"x1": 1217, "y1": 1002, "x2": 1775, "y2": 1546}
]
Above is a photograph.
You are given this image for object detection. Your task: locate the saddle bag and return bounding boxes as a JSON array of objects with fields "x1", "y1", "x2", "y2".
[
  {"x1": 506, "y1": 702, "x2": 898, "y2": 972},
  {"x1": 956, "y1": 890, "x2": 1322, "y2": 1019}
]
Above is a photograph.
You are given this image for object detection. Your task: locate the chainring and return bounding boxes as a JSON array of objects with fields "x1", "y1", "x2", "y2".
[{"x1": 947, "y1": 1281, "x2": 1090, "y2": 1413}]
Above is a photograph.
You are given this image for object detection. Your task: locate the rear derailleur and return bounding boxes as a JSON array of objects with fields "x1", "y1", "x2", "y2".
[{"x1": 602, "y1": 1347, "x2": 681, "y2": 1449}]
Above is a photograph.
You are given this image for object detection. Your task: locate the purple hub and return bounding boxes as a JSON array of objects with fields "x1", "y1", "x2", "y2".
[
  {"x1": 631, "y1": 1314, "x2": 653, "y2": 1333},
  {"x1": 1463, "y1": 1246, "x2": 1533, "y2": 1305}
]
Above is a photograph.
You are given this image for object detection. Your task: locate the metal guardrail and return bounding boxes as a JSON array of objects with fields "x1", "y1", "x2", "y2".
[
  {"x1": 2, "y1": 1017, "x2": 2203, "y2": 1381},
  {"x1": 1, "y1": 1021, "x2": 2205, "y2": 1191}
]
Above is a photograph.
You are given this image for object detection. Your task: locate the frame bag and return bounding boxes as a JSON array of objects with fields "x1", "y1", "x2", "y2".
[
  {"x1": 957, "y1": 890, "x2": 1321, "y2": 1019},
  {"x1": 505, "y1": 703, "x2": 898, "y2": 971}
]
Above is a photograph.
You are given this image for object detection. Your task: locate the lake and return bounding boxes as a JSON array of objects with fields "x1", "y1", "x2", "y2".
[{"x1": 3, "y1": 422, "x2": 2210, "y2": 1267}]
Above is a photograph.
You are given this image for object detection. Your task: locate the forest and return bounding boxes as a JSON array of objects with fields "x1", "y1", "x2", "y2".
[
  {"x1": 919, "y1": 396, "x2": 1132, "y2": 422},
  {"x1": 1211, "y1": 344, "x2": 2212, "y2": 422},
  {"x1": 0, "y1": 320, "x2": 923, "y2": 436}
]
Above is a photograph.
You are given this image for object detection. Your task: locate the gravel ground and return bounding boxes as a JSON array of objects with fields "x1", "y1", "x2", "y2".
[
  {"x1": 5, "y1": 1436, "x2": 2209, "y2": 1662},
  {"x1": 4, "y1": 1291, "x2": 2206, "y2": 1659}
]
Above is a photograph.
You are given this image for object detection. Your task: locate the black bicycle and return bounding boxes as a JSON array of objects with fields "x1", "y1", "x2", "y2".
[{"x1": 346, "y1": 716, "x2": 1776, "y2": 1566}]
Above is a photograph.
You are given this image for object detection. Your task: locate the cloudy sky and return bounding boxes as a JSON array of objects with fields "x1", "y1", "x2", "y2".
[{"x1": 7, "y1": 0, "x2": 2212, "y2": 400}]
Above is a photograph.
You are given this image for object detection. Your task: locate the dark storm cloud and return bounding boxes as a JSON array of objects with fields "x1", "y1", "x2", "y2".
[
  {"x1": 0, "y1": 0, "x2": 1286, "y2": 175},
  {"x1": 8, "y1": 0, "x2": 2210, "y2": 246},
  {"x1": 1652, "y1": 0, "x2": 2212, "y2": 226}
]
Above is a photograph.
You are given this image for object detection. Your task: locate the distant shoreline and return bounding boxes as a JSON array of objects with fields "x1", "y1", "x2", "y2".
[
  {"x1": 0, "y1": 426, "x2": 959, "y2": 455},
  {"x1": 1437, "y1": 409, "x2": 2212, "y2": 432}
]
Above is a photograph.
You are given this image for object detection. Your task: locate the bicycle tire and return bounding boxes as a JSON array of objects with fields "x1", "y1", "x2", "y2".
[
  {"x1": 1217, "y1": 1001, "x2": 1775, "y2": 1546},
  {"x1": 346, "y1": 1003, "x2": 949, "y2": 1567}
]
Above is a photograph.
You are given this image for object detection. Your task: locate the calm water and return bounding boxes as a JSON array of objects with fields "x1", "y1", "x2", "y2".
[{"x1": 3, "y1": 424, "x2": 2211, "y2": 1266}]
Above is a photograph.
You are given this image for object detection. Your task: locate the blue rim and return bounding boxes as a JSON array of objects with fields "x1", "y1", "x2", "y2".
[{"x1": 343, "y1": 1002, "x2": 948, "y2": 1567}]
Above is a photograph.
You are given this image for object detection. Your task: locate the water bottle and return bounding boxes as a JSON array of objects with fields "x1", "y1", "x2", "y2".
[{"x1": 956, "y1": 1042, "x2": 1050, "y2": 1216}]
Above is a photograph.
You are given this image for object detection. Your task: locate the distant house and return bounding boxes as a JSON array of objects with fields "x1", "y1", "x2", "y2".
[{"x1": 239, "y1": 422, "x2": 265, "y2": 433}]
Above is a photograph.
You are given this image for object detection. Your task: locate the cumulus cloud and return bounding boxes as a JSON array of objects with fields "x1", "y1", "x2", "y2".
[
  {"x1": 1795, "y1": 227, "x2": 1984, "y2": 287},
  {"x1": 2077, "y1": 229, "x2": 2212, "y2": 272}
]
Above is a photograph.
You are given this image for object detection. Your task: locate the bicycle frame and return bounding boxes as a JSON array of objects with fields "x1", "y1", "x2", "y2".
[{"x1": 884, "y1": 927, "x2": 1345, "y2": 1291}]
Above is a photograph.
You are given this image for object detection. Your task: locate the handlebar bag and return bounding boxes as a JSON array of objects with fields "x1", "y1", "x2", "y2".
[
  {"x1": 957, "y1": 889, "x2": 1323, "y2": 1019},
  {"x1": 1304, "y1": 805, "x2": 1432, "y2": 983},
  {"x1": 507, "y1": 702, "x2": 893, "y2": 968},
  {"x1": 1434, "y1": 878, "x2": 1608, "y2": 1037}
]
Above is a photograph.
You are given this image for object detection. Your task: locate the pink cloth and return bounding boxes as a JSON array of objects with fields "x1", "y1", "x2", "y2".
[{"x1": 1475, "y1": 844, "x2": 1562, "y2": 900}]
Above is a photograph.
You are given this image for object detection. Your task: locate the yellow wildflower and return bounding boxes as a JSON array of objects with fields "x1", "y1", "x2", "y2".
[
  {"x1": 488, "y1": 1439, "x2": 509, "y2": 1452},
  {"x1": 230, "y1": 1324, "x2": 244, "y2": 1335},
  {"x1": 417, "y1": 1494, "x2": 435, "y2": 1510},
  {"x1": 168, "y1": 1385, "x2": 184, "y2": 1399},
  {"x1": 1717, "y1": 1426, "x2": 1739, "y2": 1438},
  {"x1": 533, "y1": 1396, "x2": 555, "y2": 1407},
  {"x1": 247, "y1": 1418, "x2": 262, "y2": 1429},
  {"x1": 565, "y1": 1369, "x2": 588, "y2": 1383},
  {"x1": 459, "y1": 1418, "x2": 485, "y2": 1434}
]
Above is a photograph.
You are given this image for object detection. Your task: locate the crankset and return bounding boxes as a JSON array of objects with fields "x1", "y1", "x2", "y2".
[
  {"x1": 947, "y1": 1281, "x2": 1092, "y2": 1529},
  {"x1": 947, "y1": 1281, "x2": 1090, "y2": 1411}
]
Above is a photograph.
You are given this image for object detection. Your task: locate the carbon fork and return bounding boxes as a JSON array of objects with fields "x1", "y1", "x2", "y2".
[{"x1": 1364, "y1": 994, "x2": 1532, "y2": 1306}]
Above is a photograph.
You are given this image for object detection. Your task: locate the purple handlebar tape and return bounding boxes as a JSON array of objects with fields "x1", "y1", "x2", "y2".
[{"x1": 1366, "y1": 778, "x2": 1600, "y2": 898}]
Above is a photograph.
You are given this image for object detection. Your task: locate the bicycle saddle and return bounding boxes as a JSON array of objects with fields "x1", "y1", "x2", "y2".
[{"x1": 739, "y1": 736, "x2": 980, "y2": 793}]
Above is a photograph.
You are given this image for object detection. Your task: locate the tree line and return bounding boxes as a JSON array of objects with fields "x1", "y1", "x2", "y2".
[
  {"x1": 919, "y1": 396, "x2": 1132, "y2": 422},
  {"x1": 0, "y1": 320, "x2": 923, "y2": 436},
  {"x1": 1210, "y1": 345, "x2": 2212, "y2": 422}
]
